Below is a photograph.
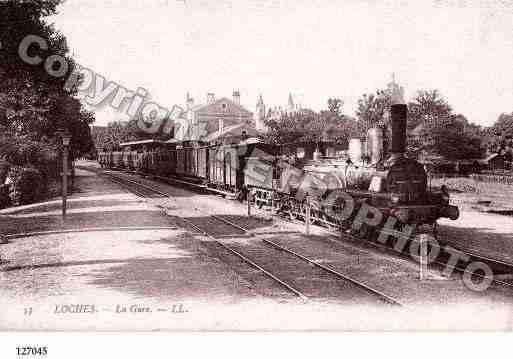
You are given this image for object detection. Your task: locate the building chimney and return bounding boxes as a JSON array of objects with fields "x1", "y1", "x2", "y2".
[
  {"x1": 207, "y1": 92, "x2": 215, "y2": 105},
  {"x1": 186, "y1": 92, "x2": 194, "y2": 110},
  {"x1": 232, "y1": 90, "x2": 240, "y2": 105}
]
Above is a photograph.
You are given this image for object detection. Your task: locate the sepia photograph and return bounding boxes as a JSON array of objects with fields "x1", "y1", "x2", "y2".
[{"x1": 1, "y1": 0, "x2": 513, "y2": 339}]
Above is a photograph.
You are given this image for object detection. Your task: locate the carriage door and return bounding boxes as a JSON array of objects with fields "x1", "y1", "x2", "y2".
[
  {"x1": 225, "y1": 150, "x2": 231, "y2": 187},
  {"x1": 215, "y1": 148, "x2": 224, "y2": 184}
]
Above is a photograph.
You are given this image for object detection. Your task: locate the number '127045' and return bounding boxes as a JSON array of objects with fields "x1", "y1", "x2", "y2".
[{"x1": 16, "y1": 347, "x2": 48, "y2": 356}]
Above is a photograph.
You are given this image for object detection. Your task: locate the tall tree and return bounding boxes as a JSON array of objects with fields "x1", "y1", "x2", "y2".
[
  {"x1": 355, "y1": 89, "x2": 391, "y2": 136},
  {"x1": 263, "y1": 111, "x2": 310, "y2": 145},
  {"x1": 327, "y1": 98, "x2": 343, "y2": 117},
  {"x1": 0, "y1": 0, "x2": 95, "y2": 161},
  {"x1": 407, "y1": 89, "x2": 452, "y2": 131},
  {"x1": 416, "y1": 114, "x2": 483, "y2": 160},
  {"x1": 493, "y1": 113, "x2": 513, "y2": 139}
]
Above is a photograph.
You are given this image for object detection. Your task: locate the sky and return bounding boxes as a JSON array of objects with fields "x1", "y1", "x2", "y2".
[{"x1": 49, "y1": 0, "x2": 513, "y2": 127}]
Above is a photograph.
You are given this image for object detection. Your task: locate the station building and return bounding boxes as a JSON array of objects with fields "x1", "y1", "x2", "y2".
[{"x1": 174, "y1": 91, "x2": 254, "y2": 144}]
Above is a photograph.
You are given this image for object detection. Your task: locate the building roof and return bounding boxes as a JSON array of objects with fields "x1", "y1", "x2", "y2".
[
  {"x1": 205, "y1": 122, "x2": 258, "y2": 142},
  {"x1": 190, "y1": 97, "x2": 252, "y2": 116}
]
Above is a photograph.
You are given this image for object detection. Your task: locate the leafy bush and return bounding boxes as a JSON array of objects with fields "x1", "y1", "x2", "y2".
[
  {"x1": 3, "y1": 140, "x2": 60, "y2": 181},
  {"x1": 1, "y1": 137, "x2": 60, "y2": 208},
  {"x1": 0, "y1": 184, "x2": 10, "y2": 209},
  {"x1": 0, "y1": 160, "x2": 9, "y2": 184},
  {"x1": 8, "y1": 167, "x2": 45, "y2": 206}
]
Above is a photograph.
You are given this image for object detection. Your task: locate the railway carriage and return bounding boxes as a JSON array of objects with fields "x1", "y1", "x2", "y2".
[
  {"x1": 137, "y1": 151, "x2": 151, "y2": 173},
  {"x1": 98, "y1": 151, "x2": 112, "y2": 168},
  {"x1": 175, "y1": 147, "x2": 186, "y2": 176},
  {"x1": 146, "y1": 150, "x2": 160, "y2": 174},
  {"x1": 185, "y1": 147, "x2": 196, "y2": 177},
  {"x1": 196, "y1": 146, "x2": 209, "y2": 179},
  {"x1": 208, "y1": 142, "x2": 277, "y2": 196},
  {"x1": 153, "y1": 148, "x2": 176, "y2": 176},
  {"x1": 111, "y1": 151, "x2": 124, "y2": 168},
  {"x1": 208, "y1": 145, "x2": 238, "y2": 191},
  {"x1": 122, "y1": 151, "x2": 138, "y2": 170}
]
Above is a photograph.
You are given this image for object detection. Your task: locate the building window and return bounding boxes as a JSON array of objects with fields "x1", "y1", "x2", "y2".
[{"x1": 221, "y1": 103, "x2": 227, "y2": 110}]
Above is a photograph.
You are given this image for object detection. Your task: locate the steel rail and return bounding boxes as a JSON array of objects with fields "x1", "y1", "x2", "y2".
[
  {"x1": 179, "y1": 217, "x2": 308, "y2": 301},
  {"x1": 430, "y1": 257, "x2": 513, "y2": 289},
  {"x1": 443, "y1": 245, "x2": 513, "y2": 270},
  {"x1": 273, "y1": 203, "x2": 513, "y2": 291},
  {"x1": 103, "y1": 175, "x2": 155, "y2": 198},
  {"x1": 102, "y1": 171, "x2": 308, "y2": 301},
  {"x1": 262, "y1": 238, "x2": 404, "y2": 306},
  {"x1": 368, "y1": 238, "x2": 513, "y2": 289},
  {"x1": 105, "y1": 173, "x2": 250, "y2": 234},
  {"x1": 314, "y1": 222, "x2": 513, "y2": 290},
  {"x1": 210, "y1": 215, "x2": 250, "y2": 234},
  {"x1": 102, "y1": 167, "x2": 513, "y2": 295},
  {"x1": 103, "y1": 169, "x2": 407, "y2": 303},
  {"x1": 103, "y1": 172, "x2": 169, "y2": 197}
]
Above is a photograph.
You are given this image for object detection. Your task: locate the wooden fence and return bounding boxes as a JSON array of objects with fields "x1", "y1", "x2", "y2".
[{"x1": 470, "y1": 173, "x2": 513, "y2": 185}]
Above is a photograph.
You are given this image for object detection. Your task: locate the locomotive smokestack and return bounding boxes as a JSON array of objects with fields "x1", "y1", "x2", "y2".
[
  {"x1": 389, "y1": 75, "x2": 407, "y2": 157},
  {"x1": 391, "y1": 104, "x2": 407, "y2": 154}
]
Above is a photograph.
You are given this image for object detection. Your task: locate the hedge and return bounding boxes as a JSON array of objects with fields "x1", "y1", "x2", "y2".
[
  {"x1": 0, "y1": 184, "x2": 10, "y2": 209},
  {"x1": 8, "y1": 166, "x2": 46, "y2": 206}
]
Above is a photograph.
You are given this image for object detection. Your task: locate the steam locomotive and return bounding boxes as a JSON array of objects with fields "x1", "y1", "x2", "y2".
[
  {"x1": 246, "y1": 106, "x2": 459, "y2": 229},
  {"x1": 98, "y1": 87, "x2": 459, "y2": 234}
]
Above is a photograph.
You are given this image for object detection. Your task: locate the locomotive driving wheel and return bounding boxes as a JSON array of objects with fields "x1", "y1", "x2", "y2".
[
  {"x1": 255, "y1": 193, "x2": 265, "y2": 209},
  {"x1": 288, "y1": 198, "x2": 299, "y2": 220}
]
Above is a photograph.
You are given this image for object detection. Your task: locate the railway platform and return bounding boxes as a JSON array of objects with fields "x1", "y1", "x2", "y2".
[{"x1": 0, "y1": 163, "x2": 263, "y2": 330}]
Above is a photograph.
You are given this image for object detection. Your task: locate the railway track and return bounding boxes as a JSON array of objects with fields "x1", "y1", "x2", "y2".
[
  {"x1": 97, "y1": 167, "x2": 513, "y2": 296},
  {"x1": 101, "y1": 170, "x2": 403, "y2": 306},
  {"x1": 237, "y1": 177, "x2": 513, "y2": 292},
  {"x1": 296, "y1": 218, "x2": 513, "y2": 291}
]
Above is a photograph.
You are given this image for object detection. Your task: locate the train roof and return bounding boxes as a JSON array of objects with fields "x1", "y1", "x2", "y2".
[
  {"x1": 165, "y1": 138, "x2": 181, "y2": 144},
  {"x1": 119, "y1": 139, "x2": 164, "y2": 147}
]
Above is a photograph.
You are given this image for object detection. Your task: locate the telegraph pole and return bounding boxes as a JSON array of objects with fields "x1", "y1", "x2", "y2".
[{"x1": 57, "y1": 129, "x2": 72, "y2": 220}]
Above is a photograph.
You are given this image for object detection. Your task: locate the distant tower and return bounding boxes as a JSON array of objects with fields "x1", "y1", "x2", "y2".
[
  {"x1": 255, "y1": 94, "x2": 266, "y2": 132},
  {"x1": 287, "y1": 92, "x2": 295, "y2": 113}
]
